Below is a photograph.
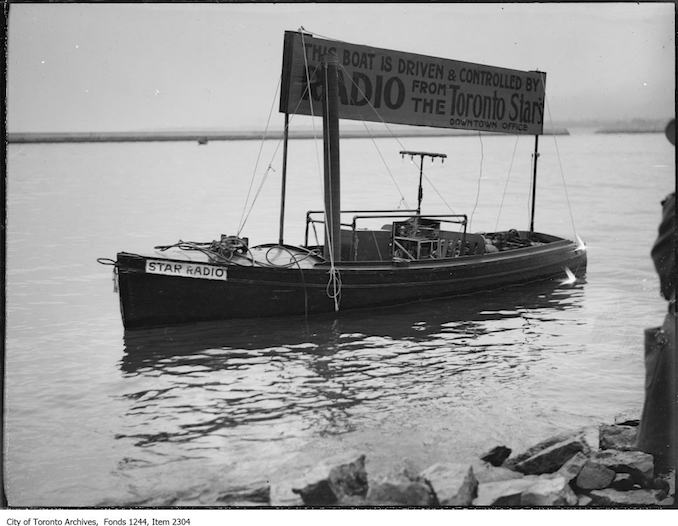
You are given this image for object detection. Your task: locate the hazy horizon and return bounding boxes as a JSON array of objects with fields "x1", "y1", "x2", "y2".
[
  {"x1": 6, "y1": 3, "x2": 675, "y2": 134},
  {"x1": 6, "y1": 116, "x2": 673, "y2": 137}
]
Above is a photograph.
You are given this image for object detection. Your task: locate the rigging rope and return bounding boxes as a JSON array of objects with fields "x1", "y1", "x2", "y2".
[
  {"x1": 494, "y1": 134, "x2": 521, "y2": 231},
  {"x1": 237, "y1": 75, "x2": 282, "y2": 235},
  {"x1": 545, "y1": 95, "x2": 578, "y2": 238},
  {"x1": 300, "y1": 30, "x2": 327, "y2": 225},
  {"x1": 421, "y1": 172, "x2": 457, "y2": 215},
  {"x1": 468, "y1": 131, "x2": 485, "y2": 230},
  {"x1": 361, "y1": 119, "x2": 410, "y2": 209},
  {"x1": 237, "y1": 36, "x2": 322, "y2": 237}
]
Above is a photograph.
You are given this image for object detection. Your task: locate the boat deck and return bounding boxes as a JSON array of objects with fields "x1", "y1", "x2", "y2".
[{"x1": 141, "y1": 245, "x2": 323, "y2": 269}]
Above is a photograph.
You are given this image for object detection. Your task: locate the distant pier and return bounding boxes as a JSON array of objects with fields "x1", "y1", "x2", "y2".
[{"x1": 7, "y1": 127, "x2": 571, "y2": 144}]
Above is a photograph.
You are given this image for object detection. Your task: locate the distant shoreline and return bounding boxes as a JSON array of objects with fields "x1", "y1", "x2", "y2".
[
  {"x1": 595, "y1": 127, "x2": 667, "y2": 134},
  {"x1": 8, "y1": 126, "x2": 670, "y2": 144},
  {"x1": 7, "y1": 128, "x2": 571, "y2": 144}
]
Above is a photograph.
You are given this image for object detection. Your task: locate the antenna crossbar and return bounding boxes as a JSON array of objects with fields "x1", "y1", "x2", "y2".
[{"x1": 399, "y1": 151, "x2": 447, "y2": 215}]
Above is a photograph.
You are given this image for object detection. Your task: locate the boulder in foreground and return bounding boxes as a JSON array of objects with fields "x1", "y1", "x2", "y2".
[
  {"x1": 610, "y1": 473, "x2": 635, "y2": 491},
  {"x1": 420, "y1": 463, "x2": 478, "y2": 506},
  {"x1": 575, "y1": 461, "x2": 615, "y2": 490},
  {"x1": 556, "y1": 451, "x2": 588, "y2": 482},
  {"x1": 520, "y1": 474, "x2": 578, "y2": 507},
  {"x1": 480, "y1": 446, "x2": 512, "y2": 467},
  {"x1": 280, "y1": 454, "x2": 368, "y2": 506},
  {"x1": 513, "y1": 436, "x2": 589, "y2": 475},
  {"x1": 589, "y1": 449, "x2": 654, "y2": 486},
  {"x1": 214, "y1": 481, "x2": 270, "y2": 505},
  {"x1": 599, "y1": 424, "x2": 638, "y2": 451},
  {"x1": 589, "y1": 488, "x2": 665, "y2": 507},
  {"x1": 366, "y1": 472, "x2": 434, "y2": 506},
  {"x1": 472, "y1": 462, "x2": 525, "y2": 483},
  {"x1": 473, "y1": 476, "x2": 540, "y2": 506}
]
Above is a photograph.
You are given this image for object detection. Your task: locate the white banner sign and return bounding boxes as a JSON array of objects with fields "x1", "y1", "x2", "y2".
[
  {"x1": 145, "y1": 260, "x2": 228, "y2": 281},
  {"x1": 280, "y1": 31, "x2": 546, "y2": 135}
]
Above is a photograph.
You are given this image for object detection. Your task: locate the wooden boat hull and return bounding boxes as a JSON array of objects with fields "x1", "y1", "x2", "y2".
[{"x1": 115, "y1": 235, "x2": 586, "y2": 329}]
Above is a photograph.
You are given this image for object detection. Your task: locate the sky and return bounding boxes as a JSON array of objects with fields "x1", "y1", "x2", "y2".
[{"x1": 6, "y1": 2, "x2": 675, "y2": 133}]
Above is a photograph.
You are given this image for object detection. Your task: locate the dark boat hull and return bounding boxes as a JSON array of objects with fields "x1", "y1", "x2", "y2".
[{"x1": 115, "y1": 234, "x2": 586, "y2": 329}]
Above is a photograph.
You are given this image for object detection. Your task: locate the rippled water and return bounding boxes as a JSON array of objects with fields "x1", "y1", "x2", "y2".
[{"x1": 4, "y1": 131, "x2": 674, "y2": 506}]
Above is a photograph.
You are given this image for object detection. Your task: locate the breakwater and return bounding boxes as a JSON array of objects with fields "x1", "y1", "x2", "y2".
[
  {"x1": 6, "y1": 127, "x2": 570, "y2": 144},
  {"x1": 595, "y1": 119, "x2": 669, "y2": 134}
]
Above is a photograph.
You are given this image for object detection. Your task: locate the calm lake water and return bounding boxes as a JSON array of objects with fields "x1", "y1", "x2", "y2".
[{"x1": 4, "y1": 130, "x2": 675, "y2": 506}]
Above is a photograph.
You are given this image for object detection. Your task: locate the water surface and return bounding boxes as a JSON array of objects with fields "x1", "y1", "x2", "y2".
[{"x1": 5, "y1": 131, "x2": 674, "y2": 505}]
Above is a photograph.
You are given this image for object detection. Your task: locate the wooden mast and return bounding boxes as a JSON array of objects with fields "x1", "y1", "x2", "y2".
[
  {"x1": 529, "y1": 70, "x2": 546, "y2": 239},
  {"x1": 529, "y1": 134, "x2": 540, "y2": 236},
  {"x1": 322, "y1": 52, "x2": 341, "y2": 262},
  {"x1": 278, "y1": 112, "x2": 289, "y2": 245}
]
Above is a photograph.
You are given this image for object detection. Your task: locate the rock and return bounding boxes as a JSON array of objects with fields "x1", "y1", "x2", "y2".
[
  {"x1": 372, "y1": 457, "x2": 423, "y2": 483},
  {"x1": 214, "y1": 481, "x2": 271, "y2": 505},
  {"x1": 556, "y1": 452, "x2": 588, "y2": 482},
  {"x1": 473, "y1": 476, "x2": 540, "y2": 507},
  {"x1": 366, "y1": 472, "x2": 434, "y2": 506},
  {"x1": 589, "y1": 488, "x2": 665, "y2": 506},
  {"x1": 599, "y1": 424, "x2": 638, "y2": 451},
  {"x1": 575, "y1": 461, "x2": 616, "y2": 490},
  {"x1": 287, "y1": 454, "x2": 368, "y2": 506},
  {"x1": 610, "y1": 473, "x2": 635, "y2": 491},
  {"x1": 579, "y1": 425, "x2": 601, "y2": 452},
  {"x1": 480, "y1": 446, "x2": 512, "y2": 467},
  {"x1": 589, "y1": 449, "x2": 654, "y2": 486},
  {"x1": 420, "y1": 463, "x2": 478, "y2": 506},
  {"x1": 513, "y1": 436, "x2": 589, "y2": 475},
  {"x1": 577, "y1": 495, "x2": 593, "y2": 507},
  {"x1": 614, "y1": 411, "x2": 640, "y2": 427},
  {"x1": 506, "y1": 431, "x2": 573, "y2": 467},
  {"x1": 616, "y1": 419, "x2": 641, "y2": 427},
  {"x1": 472, "y1": 462, "x2": 525, "y2": 484},
  {"x1": 269, "y1": 481, "x2": 304, "y2": 507},
  {"x1": 520, "y1": 474, "x2": 578, "y2": 507},
  {"x1": 506, "y1": 428, "x2": 596, "y2": 471},
  {"x1": 649, "y1": 477, "x2": 670, "y2": 500},
  {"x1": 660, "y1": 468, "x2": 675, "y2": 496},
  {"x1": 395, "y1": 458, "x2": 425, "y2": 482},
  {"x1": 325, "y1": 454, "x2": 369, "y2": 498}
]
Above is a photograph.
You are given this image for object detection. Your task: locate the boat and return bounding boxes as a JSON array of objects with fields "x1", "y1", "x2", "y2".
[{"x1": 102, "y1": 30, "x2": 587, "y2": 330}]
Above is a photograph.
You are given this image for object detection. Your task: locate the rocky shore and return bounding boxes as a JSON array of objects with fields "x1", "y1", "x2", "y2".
[{"x1": 208, "y1": 415, "x2": 675, "y2": 508}]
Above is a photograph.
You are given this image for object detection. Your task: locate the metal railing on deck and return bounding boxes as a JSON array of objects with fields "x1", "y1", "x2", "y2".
[{"x1": 304, "y1": 210, "x2": 469, "y2": 261}]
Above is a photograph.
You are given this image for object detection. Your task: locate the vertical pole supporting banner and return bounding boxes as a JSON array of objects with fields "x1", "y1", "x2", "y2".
[
  {"x1": 278, "y1": 113, "x2": 289, "y2": 245},
  {"x1": 530, "y1": 134, "x2": 540, "y2": 235},
  {"x1": 322, "y1": 54, "x2": 341, "y2": 262}
]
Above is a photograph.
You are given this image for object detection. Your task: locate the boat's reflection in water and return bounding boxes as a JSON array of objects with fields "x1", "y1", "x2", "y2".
[
  {"x1": 119, "y1": 281, "x2": 585, "y2": 425},
  {"x1": 122, "y1": 280, "x2": 585, "y2": 370}
]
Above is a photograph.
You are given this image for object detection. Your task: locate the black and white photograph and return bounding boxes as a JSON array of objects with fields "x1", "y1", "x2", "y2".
[{"x1": 3, "y1": 0, "x2": 676, "y2": 515}]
